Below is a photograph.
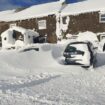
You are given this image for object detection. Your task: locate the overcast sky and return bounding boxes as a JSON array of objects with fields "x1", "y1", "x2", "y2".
[{"x1": 0, "y1": 0, "x2": 86, "y2": 11}]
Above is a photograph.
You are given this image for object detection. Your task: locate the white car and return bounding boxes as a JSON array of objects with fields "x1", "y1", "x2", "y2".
[{"x1": 63, "y1": 41, "x2": 96, "y2": 68}]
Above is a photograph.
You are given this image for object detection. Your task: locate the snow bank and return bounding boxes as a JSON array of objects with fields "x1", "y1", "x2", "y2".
[
  {"x1": 0, "y1": 44, "x2": 105, "y2": 105},
  {"x1": 77, "y1": 31, "x2": 99, "y2": 47},
  {"x1": 15, "y1": 40, "x2": 24, "y2": 47},
  {"x1": 0, "y1": 43, "x2": 83, "y2": 77},
  {"x1": 0, "y1": 44, "x2": 63, "y2": 77}
]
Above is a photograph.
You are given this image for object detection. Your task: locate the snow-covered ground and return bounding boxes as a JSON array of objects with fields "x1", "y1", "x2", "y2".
[{"x1": 0, "y1": 43, "x2": 105, "y2": 105}]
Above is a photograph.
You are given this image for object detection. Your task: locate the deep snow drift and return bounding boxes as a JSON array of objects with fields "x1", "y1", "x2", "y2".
[{"x1": 0, "y1": 43, "x2": 105, "y2": 105}]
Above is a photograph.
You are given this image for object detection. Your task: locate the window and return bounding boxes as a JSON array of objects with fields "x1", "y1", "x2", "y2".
[
  {"x1": 10, "y1": 23, "x2": 16, "y2": 28},
  {"x1": 63, "y1": 17, "x2": 67, "y2": 24},
  {"x1": 100, "y1": 13, "x2": 105, "y2": 23},
  {"x1": 62, "y1": 16, "x2": 70, "y2": 24},
  {"x1": 38, "y1": 20, "x2": 46, "y2": 30}
]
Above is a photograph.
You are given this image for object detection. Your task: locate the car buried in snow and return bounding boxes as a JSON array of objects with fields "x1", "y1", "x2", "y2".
[{"x1": 63, "y1": 41, "x2": 96, "y2": 68}]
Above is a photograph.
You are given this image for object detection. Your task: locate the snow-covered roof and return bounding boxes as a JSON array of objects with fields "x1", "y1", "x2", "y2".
[
  {"x1": 1, "y1": 26, "x2": 39, "y2": 37},
  {"x1": 0, "y1": 0, "x2": 105, "y2": 22},
  {"x1": 0, "y1": 1, "x2": 62, "y2": 22},
  {"x1": 0, "y1": 10, "x2": 15, "y2": 21},
  {"x1": 10, "y1": 26, "x2": 27, "y2": 34},
  {"x1": 61, "y1": 0, "x2": 105, "y2": 16},
  {"x1": 0, "y1": 9, "x2": 15, "y2": 16}
]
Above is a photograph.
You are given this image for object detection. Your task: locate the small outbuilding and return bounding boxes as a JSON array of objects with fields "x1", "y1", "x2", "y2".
[{"x1": 1, "y1": 26, "x2": 39, "y2": 48}]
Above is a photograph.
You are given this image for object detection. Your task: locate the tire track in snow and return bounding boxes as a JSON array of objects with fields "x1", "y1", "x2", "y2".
[{"x1": 0, "y1": 73, "x2": 60, "y2": 93}]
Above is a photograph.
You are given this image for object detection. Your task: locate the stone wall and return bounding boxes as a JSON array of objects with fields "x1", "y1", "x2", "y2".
[{"x1": 65, "y1": 12, "x2": 105, "y2": 35}]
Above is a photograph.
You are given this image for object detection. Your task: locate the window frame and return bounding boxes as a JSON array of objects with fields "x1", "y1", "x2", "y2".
[
  {"x1": 99, "y1": 13, "x2": 105, "y2": 23},
  {"x1": 38, "y1": 20, "x2": 46, "y2": 30},
  {"x1": 9, "y1": 23, "x2": 16, "y2": 28}
]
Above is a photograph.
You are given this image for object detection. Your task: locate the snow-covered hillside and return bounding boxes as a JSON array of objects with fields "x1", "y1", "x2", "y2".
[{"x1": 0, "y1": 43, "x2": 105, "y2": 105}]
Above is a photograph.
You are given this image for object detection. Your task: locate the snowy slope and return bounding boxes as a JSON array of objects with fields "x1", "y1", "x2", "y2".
[{"x1": 0, "y1": 44, "x2": 105, "y2": 104}]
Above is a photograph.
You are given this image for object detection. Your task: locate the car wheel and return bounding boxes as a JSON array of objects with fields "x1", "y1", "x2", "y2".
[{"x1": 64, "y1": 58, "x2": 68, "y2": 64}]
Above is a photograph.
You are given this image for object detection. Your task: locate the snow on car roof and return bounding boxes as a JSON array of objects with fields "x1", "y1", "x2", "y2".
[{"x1": 67, "y1": 42, "x2": 88, "y2": 52}]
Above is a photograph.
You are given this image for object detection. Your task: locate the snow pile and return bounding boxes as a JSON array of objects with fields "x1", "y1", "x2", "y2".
[
  {"x1": 77, "y1": 31, "x2": 99, "y2": 47},
  {"x1": 0, "y1": 43, "x2": 105, "y2": 104},
  {"x1": 66, "y1": 33, "x2": 72, "y2": 39},
  {"x1": 1, "y1": 26, "x2": 39, "y2": 48},
  {"x1": 15, "y1": 40, "x2": 24, "y2": 47},
  {"x1": 0, "y1": 44, "x2": 64, "y2": 77}
]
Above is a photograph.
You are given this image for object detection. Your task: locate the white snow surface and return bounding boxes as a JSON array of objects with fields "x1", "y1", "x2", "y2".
[
  {"x1": 1, "y1": 26, "x2": 39, "y2": 48},
  {"x1": 0, "y1": 9, "x2": 15, "y2": 21},
  {"x1": 77, "y1": 31, "x2": 98, "y2": 42},
  {"x1": 77, "y1": 31, "x2": 99, "y2": 47},
  {"x1": 61, "y1": 0, "x2": 105, "y2": 16},
  {"x1": 0, "y1": 43, "x2": 105, "y2": 105},
  {"x1": 98, "y1": 38, "x2": 105, "y2": 51}
]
